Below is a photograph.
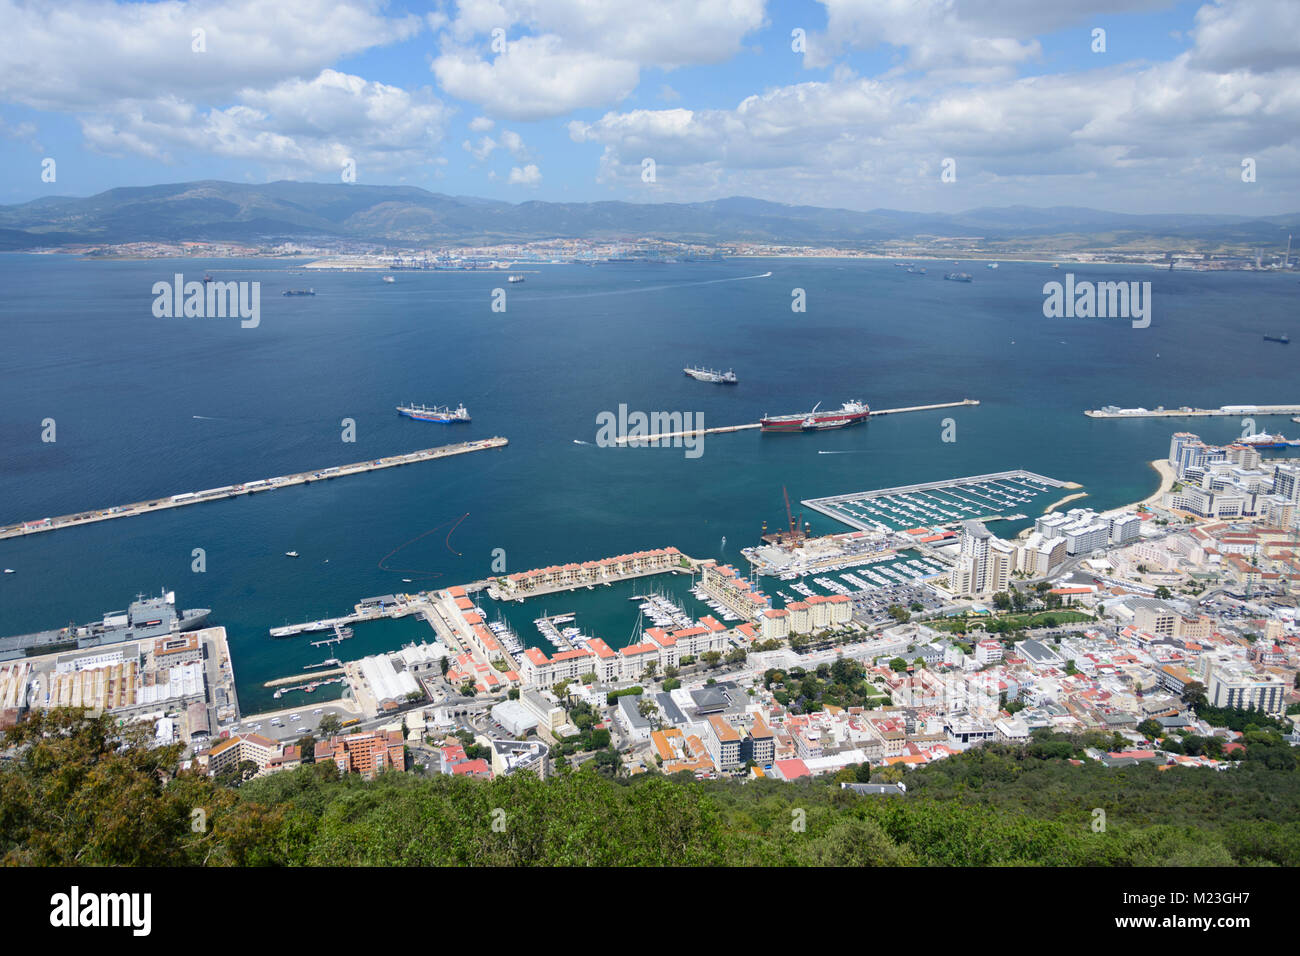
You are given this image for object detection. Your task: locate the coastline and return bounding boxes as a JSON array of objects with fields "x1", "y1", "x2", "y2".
[{"x1": 1100, "y1": 459, "x2": 1176, "y2": 517}]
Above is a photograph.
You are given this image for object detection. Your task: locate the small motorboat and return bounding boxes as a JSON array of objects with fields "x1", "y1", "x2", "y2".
[{"x1": 285, "y1": 551, "x2": 300, "y2": 558}]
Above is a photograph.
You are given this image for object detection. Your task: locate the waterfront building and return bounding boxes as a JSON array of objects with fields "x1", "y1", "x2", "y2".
[
  {"x1": 948, "y1": 521, "x2": 1013, "y2": 595},
  {"x1": 1108, "y1": 513, "x2": 1142, "y2": 545}
]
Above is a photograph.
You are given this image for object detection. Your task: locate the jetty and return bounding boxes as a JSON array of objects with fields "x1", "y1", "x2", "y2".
[
  {"x1": 613, "y1": 399, "x2": 979, "y2": 445},
  {"x1": 0, "y1": 438, "x2": 507, "y2": 540},
  {"x1": 1085, "y1": 404, "x2": 1300, "y2": 419}
]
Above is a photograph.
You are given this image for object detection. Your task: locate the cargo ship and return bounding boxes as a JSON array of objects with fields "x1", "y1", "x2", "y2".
[
  {"x1": 761, "y1": 401, "x2": 869, "y2": 433},
  {"x1": 0, "y1": 590, "x2": 210, "y2": 662},
  {"x1": 1264, "y1": 333, "x2": 1289, "y2": 344},
  {"x1": 397, "y1": 402, "x2": 471, "y2": 423},
  {"x1": 282, "y1": 289, "x2": 316, "y2": 296},
  {"x1": 944, "y1": 272, "x2": 973, "y2": 282},
  {"x1": 684, "y1": 367, "x2": 738, "y2": 384}
]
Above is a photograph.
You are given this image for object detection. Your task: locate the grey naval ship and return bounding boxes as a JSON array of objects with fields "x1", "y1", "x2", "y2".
[{"x1": 0, "y1": 590, "x2": 210, "y2": 662}]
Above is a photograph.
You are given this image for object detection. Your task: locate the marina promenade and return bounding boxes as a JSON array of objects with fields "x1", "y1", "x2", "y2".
[
  {"x1": 0, "y1": 438, "x2": 508, "y2": 540},
  {"x1": 614, "y1": 399, "x2": 979, "y2": 444}
]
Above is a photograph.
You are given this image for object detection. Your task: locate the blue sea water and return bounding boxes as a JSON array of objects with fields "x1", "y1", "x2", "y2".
[{"x1": 0, "y1": 254, "x2": 1296, "y2": 710}]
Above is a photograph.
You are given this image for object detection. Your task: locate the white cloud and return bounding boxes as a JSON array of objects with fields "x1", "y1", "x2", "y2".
[
  {"x1": 804, "y1": 0, "x2": 1170, "y2": 73},
  {"x1": 568, "y1": 45, "x2": 1300, "y2": 210},
  {"x1": 1188, "y1": 0, "x2": 1300, "y2": 72},
  {"x1": 80, "y1": 70, "x2": 449, "y2": 176},
  {"x1": 0, "y1": 0, "x2": 423, "y2": 111},
  {"x1": 468, "y1": 115, "x2": 495, "y2": 132},
  {"x1": 429, "y1": 0, "x2": 765, "y2": 119},
  {"x1": 463, "y1": 135, "x2": 497, "y2": 160},
  {"x1": 508, "y1": 163, "x2": 541, "y2": 185}
]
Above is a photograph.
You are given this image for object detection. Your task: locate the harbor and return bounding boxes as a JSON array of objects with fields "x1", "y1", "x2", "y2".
[
  {"x1": 0, "y1": 437, "x2": 508, "y2": 540},
  {"x1": 803, "y1": 470, "x2": 1072, "y2": 534},
  {"x1": 613, "y1": 399, "x2": 979, "y2": 444},
  {"x1": 1085, "y1": 403, "x2": 1300, "y2": 419}
]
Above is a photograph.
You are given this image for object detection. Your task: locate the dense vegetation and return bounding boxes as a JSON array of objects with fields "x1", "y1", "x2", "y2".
[{"x1": 3, "y1": 709, "x2": 1297, "y2": 866}]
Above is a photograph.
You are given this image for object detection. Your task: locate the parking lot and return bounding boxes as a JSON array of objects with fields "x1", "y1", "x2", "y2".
[{"x1": 853, "y1": 582, "x2": 946, "y2": 624}]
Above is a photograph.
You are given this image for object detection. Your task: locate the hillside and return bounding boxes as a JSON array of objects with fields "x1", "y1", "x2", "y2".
[{"x1": 1, "y1": 180, "x2": 1297, "y2": 250}]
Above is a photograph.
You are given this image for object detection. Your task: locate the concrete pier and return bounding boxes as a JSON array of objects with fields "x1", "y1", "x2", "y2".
[
  {"x1": 1085, "y1": 403, "x2": 1300, "y2": 419},
  {"x1": 612, "y1": 399, "x2": 978, "y2": 445},
  {"x1": 1, "y1": 437, "x2": 508, "y2": 541}
]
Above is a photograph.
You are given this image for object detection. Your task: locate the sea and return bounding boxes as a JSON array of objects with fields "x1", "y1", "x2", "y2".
[{"x1": 0, "y1": 254, "x2": 1296, "y2": 711}]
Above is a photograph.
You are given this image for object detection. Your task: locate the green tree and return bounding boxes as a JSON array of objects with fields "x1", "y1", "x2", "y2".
[{"x1": 318, "y1": 713, "x2": 343, "y2": 737}]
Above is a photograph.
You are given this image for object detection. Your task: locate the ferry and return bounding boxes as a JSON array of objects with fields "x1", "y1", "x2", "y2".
[
  {"x1": 397, "y1": 403, "x2": 471, "y2": 423},
  {"x1": 761, "y1": 401, "x2": 870, "y2": 433}
]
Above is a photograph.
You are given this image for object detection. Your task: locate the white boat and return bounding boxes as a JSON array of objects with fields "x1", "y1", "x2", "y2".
[
  {"x1": 2, "y1": 569, "x2": 13, "y2": 574},
  {"x1": 285, "y1": 551, "x2": 299, "y2": 558},
  {"x1": 382, "y1": 275, "x2": 395, "y2": 283}
]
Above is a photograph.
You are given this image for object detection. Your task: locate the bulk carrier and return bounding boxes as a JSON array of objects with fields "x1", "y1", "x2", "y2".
[
  {"x1": 761, "y1": 401, "x2": 870, "y2": 432},
  {"x1": 0, "y1": 590, "x2": 210, "y2": 662},
  {"x1": 684, "y1": 367, "x2": 738, "y2": 384},
  {"x1": 396, "y1": 403, "x2": 471, "y2": 423}
]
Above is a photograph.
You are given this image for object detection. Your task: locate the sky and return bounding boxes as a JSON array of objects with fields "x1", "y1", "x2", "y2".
[{"x1": 1, "y1": 0, "x2": 1298, "y2": 214}]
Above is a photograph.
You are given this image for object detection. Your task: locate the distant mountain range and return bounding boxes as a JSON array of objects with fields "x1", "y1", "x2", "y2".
[{"x1": 1, "y1": 180, "x2": 1297, "y2": 251}]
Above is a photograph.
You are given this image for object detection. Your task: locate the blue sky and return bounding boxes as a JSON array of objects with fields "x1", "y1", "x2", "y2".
[{"x1": 2, "y1": 0, "x2": 1298, "y2": 213}]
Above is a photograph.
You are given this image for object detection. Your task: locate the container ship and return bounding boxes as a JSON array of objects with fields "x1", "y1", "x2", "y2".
[
  {"x1": 761, "y1": 401, "x2": 869, "y2": 433},
  {"x1": 1263, "y1": 333, "x2": 1289, "y2": 344},
  {"x1": 397, "y1": 402, "x2": 471, "y2": 423},
  {"x1": 684, "y1": 367, "x2": 738, "y2": 384},
  {"x1": 0, "y1": 590, "x2": 210, "y2": 662},
  {"x1": 282, "y1": 288, "x2": 316, "y2": 296}
]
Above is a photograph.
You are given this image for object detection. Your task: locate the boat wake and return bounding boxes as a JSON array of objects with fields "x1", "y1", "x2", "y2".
[{"x1": 541, "y1": 271, "x2": 773, "y2": 303}]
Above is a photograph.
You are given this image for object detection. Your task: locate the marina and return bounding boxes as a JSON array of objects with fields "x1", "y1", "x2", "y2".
[
  {"x1": 0, "y1": 438, "x2": 507, "y2": 540},
  {"x1": 803, "y1": 470, "x2": 1071, "y2": 534}
]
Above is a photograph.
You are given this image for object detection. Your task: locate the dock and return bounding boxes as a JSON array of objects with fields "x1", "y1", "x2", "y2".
[
  {"x1": 614, "y1": 399, "x2": 978, "y2": 445},
  {"x1": 265, "y1": 668, "x2": 344, "y2": 687},
  {"x1": 1085, "y1": 404, "x2": 1300, "y2": 419},
  {"x1": 1, "y1": 437, "x2": 508, "y2": 540},
  {"x1": 803, "y1": 470, "x2": 1069, "y2": 534}
]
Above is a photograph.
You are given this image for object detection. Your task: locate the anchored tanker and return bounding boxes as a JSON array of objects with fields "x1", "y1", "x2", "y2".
[
  {"x1": 0, "y1": 590, "x2": 210, "y2": 662},
  {"x1": 761, "y1": 401, "x2": 870, "y2": 433},
  {"x1": 684, "y1": 367, "x2": 737, "y2": 384}
]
